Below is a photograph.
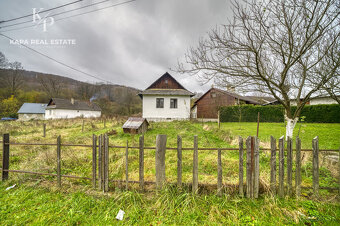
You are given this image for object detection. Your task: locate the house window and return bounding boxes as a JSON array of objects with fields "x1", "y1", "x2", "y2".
[
  {"x1": 170, "y1": 98, "x2": 178, "y2": 108},
  {"x1": 211, "y1": 92, "x2": 216, "y2": 98},
  {"x1": 156, "y1": 98, "x2": 164, "y2": 108}
]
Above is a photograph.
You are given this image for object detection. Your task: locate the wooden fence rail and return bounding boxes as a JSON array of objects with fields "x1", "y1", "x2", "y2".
[{"x1": 1, "y1": 133, "x2": 339, "y2": 199}]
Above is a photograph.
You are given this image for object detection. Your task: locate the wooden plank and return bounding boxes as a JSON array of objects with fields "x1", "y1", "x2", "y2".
[
  {"x1": 339, "y1": 147, "x2": 340, "y2": 197},
  {"x1": 295, "y1": 136, "x2": 301, "y2": 198},
  {"x1": 125, "y1": 140, "x2": 129, "y2": 190},
  {"x1": 270, "y1": 136, "x2": 276, "y2": 195},
  {"x1": 246, "y1": 136, "x2": 251, "y2": 198},
  {"x1": 278, "y1": 136, "x2": 285, "y2": 198},
  {"x1": 177, "y1": 135, "x2": 182, "y2": 188},
  {"x1": 139, "y1": 135, "x2": 144, "y2": 190},
  {"x1": 43, "y1": 124, "x2": 46, "y2": 137},
  {"x1": 251, "y1": 136, "x2": 255, "y2": 198},
  {"x1": 92, "y1": 134, "x2": 97, "y2": 188},
  {"x1": 156, "y1": 134, "x2": 167, "y2": 189},
  {"x1": 104, "y1": 134, "x2": 109, "y2": 192},
  {"x1": 287, "y1": 136, "x2": 293, "y2": 196},
  {"x1": 312, "y1": 136, "x2": 319, "y2": 197},
  {"x1": 254, "y1": 137, "x2": 260, "y2": 198},
  {"x1": 218, "y1": 110, "x2": 220, "y2": 129},
  {"x1": 82, "y1": 120, "x2": 84, "y2": 132},
  {"x1": 192, "y1": 135, "x2": 198, "y2": 193},
  {"x1": 2, "y1": 134, "x2": 9, "y2": 181},
  {"x1": 238, "y1": 136, "x2": 244, "y2": 197},
  {"x1": 57, "y1": 135, "x2": 61, "y2": 187},
  {"x1": 217, "y1": 148, "x2": 222, "y2": 196},
  {"x1": 98, "y1": 134, "x2": 102, "y2": 190}
]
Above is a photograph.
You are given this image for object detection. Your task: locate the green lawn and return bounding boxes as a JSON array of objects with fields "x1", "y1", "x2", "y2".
[{"x1": 0, "y1": 183, "x2": 339, "y2": 225}]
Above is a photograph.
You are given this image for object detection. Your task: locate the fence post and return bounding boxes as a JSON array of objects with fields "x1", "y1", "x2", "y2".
[
  {"x1": 338, "y1": 147, "x2": 340, "y2": 197},
  {"x1": 98, "y1": 134, "x2": 102, "y2": 190},
  {"x1": 218, "y1": 110, "x2": 220, "y2": 130},
  {"x1": 43, "y1": 123, "x2": 46, "y2": 137},
  {"x1": 92, "y1": 134, "x2": 97, "y2": 188},
  {"x1": 57, "y1": 135, "x2": 61, "y2": 187},
  {"x1": 177, "y1": 135, "x2": 182, "y2": 188},
  {"x1": 312, "y1": 136, "x2": 319, "y2": 197},
  {"x1": 104, "y1": 134, "x2": 109, "y2": 192},
  {"x1": 156, "y1": 135, "x2": 167, "y2": 189},
  {"x1": 278, "y1": 136, "x2": 285, "y2": 198},
  {"x1": 295, "y1": 136, "x2": 301, "y2": 198},
  {"x1": 139, "y1": 135, "x2": 144, "y2": 190},
  {"x1": 270, "y1": 136, "x2": 276, "y2": 195},
  {"x1": 2, "y1": 133, "x2": 9, "y2": 181},
  {"x1": 217, "y1": 148, "x2": 222, "y2": 196},
  {"x1": 192, "y1": 135, "x2": 198, "y2": 194},
  {"x1": 238, "y1": 136, "x2": 244, "y2": 197},
  {"x1": 82, "y1": 120, "x2": 84, "y2": 132},
  {"x1": 246, "y1": 136, "x2": 252, "y2": 198},
  {"x1": 254, "y1": 137, "x2": 260, "y2": 198},
  {"x1": 287, "y1": 136, "x2": 293, "y2": 196}
]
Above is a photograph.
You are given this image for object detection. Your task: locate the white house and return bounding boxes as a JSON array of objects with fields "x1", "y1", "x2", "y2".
[
  {"x1": 17, "y1": 103, "x2": 47, "y2": 121},
  {"x1": 138, "y1": 72, "x2": 194, "y2": 121},
  {"x1": 45, "y1": 98, "x2": 101, "y2": 119},
  {"x1": 263, "y1": 95, "x2": 339, "y2": 106}
]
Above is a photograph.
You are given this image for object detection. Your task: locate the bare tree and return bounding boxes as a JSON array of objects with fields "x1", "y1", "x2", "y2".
[
  {"x1": 2, "y1": 61, "x2": 24, "y2": 96},
  {"x1": 178, "y1": 0, "x2": 340, "y2": 138},
  {"x1": 77, "y1": 82, "x2": 98, "y2": 100},
  {"x1": 0, "y1": 51, "x2": 8, "y2": 69},
  {"x1": 38, "y1": 74, "x2": 62, "y2": 98}
]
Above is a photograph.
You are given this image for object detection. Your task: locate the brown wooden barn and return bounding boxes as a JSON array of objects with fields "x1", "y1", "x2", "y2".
[
  {"x1": 122, "y1": 117, "x2": 149, "y2": 134},
  {"x1": 191, "y1": 88, "x2": 260, "y2": 119}
]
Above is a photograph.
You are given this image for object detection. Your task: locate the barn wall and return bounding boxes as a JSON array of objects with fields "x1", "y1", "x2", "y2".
[
  {"x1": 45, "y1": 109, "x2": 101, "y2": 119},
  {"x1": 18, "y1": 113, "x2": 45, "y2": 121},
  {"x1": 142, "y1": 95, "x2": 191, "y2": 121},
  {"x1": 197, "y1": 89, "x2": 236, "y2": 118},
  {"x1": 148, "y1": 74, "x2": 183, "y2": 89}
]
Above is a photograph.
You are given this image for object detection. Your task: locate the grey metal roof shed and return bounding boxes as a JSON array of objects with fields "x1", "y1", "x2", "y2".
[
  {"x1": 17, "y1": 103, "x2": 47, "y2": 114},
  {"x1": 122, "y1": 117, "x2": 149, "y2": 134}
]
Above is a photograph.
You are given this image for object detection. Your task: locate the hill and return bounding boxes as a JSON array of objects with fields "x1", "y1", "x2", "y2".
[{"x1": 0, "y1": 69, "x2": 142, "y2": 117}]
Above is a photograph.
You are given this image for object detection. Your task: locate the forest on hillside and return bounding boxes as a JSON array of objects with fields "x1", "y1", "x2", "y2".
[{"x1": 0, "y1": 51, "x2": 142, "y2": 118}]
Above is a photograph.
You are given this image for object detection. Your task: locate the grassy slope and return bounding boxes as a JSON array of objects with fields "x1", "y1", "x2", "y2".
[{"x1": 0, "y1": 119, "x2": 339, "y2": 224}]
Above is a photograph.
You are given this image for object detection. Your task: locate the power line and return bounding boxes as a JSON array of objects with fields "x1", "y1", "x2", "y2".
[
  {"x1": 0, "y1": 0, "x2": 84, "y2": 24},
  {"x1": 0, "y1": 0, "x2": 136, "y2": 33},
  {"x1": 0, "y1": 33, "x2": 113, "y2": 84},
  {"x1": 0, "y1": 0, "x2": 113, "y2": 29}
]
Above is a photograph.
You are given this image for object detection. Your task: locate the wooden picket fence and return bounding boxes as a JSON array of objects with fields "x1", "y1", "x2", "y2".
[{"x1": 1, "y1": 133, "x2": 339, "y2": 198}]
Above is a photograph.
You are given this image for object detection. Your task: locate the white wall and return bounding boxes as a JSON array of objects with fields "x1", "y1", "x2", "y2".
[
  {"x1": 191, "y1": 105, "x2": 197, "y2": 118},
  {"x1": 310, "y1": 97, "x2": 338, "y2": 105},
  {"x1": 45, "y1": 109, "x2": 101, "y2": 119},
  {"x1": 18, "y1": 113, "x2": 45, "y2": 121},
  {"x1": 142, "y1": 95, "x2": 191, "y2": 121}
]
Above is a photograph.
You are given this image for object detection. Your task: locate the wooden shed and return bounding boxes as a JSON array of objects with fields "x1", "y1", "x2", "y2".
[{"x1": 122, "y1": 117, "x2": 149, "y2": 134}]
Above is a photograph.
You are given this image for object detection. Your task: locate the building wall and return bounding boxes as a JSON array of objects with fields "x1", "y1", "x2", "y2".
[
  {"x1": 191, "y1": 105, "x2": 197, "y2": 118},
  {"x1": 142, "y1": 95, "x2": 191, "y2": 121},
  {"x1": 197, "y1": 90, "x2": 236, "y2": 118},
  {"x1": 18, "y1": 113, "x2": 45, "y2": 121},
  {"x1": 45, "y1": 109, "x2": 101, "y2": 119},
  {"x1": 310, "y1": 97, "x2": 338, "y2": 105}
]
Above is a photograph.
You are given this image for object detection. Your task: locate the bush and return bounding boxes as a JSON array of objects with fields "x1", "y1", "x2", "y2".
[{"x1": 220, "y1": 104, "x2": 340, "y2": 123}]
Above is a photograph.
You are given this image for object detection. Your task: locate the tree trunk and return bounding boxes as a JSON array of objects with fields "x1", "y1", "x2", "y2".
[{"x1": 285, "y1": 116, "x2": 298, "y2": 140}]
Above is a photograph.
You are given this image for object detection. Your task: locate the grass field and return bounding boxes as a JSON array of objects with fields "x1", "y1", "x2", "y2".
[{"x1": 0, "y1": 119, "x2": 339, "y2": 224}]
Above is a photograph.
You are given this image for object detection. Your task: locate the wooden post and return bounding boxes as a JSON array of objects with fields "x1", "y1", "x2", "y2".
[
  {"x1": 82, "y1": 120, "x2": 84, "y2": 132},
  {"x1": 254, "y1": 137, "x2": 260, "y2": 198},
  {"x1": 218, "y1": 110, "x2": 220, "y2": 130},
  {"x1": 246, "y1": 136, "x2": 252, "y2": 198},
  {"x1": 104, "y1": 119, "x2": 106, "y2": 128},
  {"x1": 295, "y1": 136, "x2": 301, "y2": 198},
  {"x1": 43, "y1": 123, "x2": 46, "y2": 137},
  {"x1": 98, "y1": 134, "x2": 102, "y2": 190},
  {"x1": 270, "y1": 136, "x2": 276, "y2": 195},
  {"x1": 156, "y1": 135, "x2": 167, "y2": 189},
  {"x1": 312, "y1": 136, "x2": 319, "y2": 197},
  {"x1": 250, "y1": 136, "x2": 255, "y2": 198},
  {"x1": 104, "y1": 134, "x2": 109, "y2": 192},
  {"x1": 92, "y1": 134, "x2": 97, "y2": 188},
  {"x1": 287, "y1": 137, "x2": 293, "y2": 196},
  {"x1": 177, "y1": 135, "x2": 182, "y2": 188},
  {"x1": 338, "y1": 147, "x2": 340, "y2": 197},
  {"x1": 192, "y1": 135, "x2": 198, "y2": 193},
  {"x1": 217, "y1": 149, "x2": 222, "y2": 196},
  {"x1": 57, "y1": 135, "x2": 61, "y2": 187},
  {"x1": 2, "y1": 134, "x2": 9, "y2": 181},
  {"x1": 238, "y1": 136, "x2": 244, "y2": 197},
  {"x1": 278, "y1": 136, "x2": 285, "y2": 198},
  {"x1": 125, "y1": 140, "x2": 129, "y2": 190},
  {"x1": 139, "y1": 135, "x2": 144, "y2": 190},
  {"x1": 256, "y1": 112, "x2": 260, "y2": 137}
]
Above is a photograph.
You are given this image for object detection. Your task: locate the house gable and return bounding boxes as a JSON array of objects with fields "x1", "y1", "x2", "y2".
[{"x1": 146, "y1": 72, "x2": 186, "y2": 90}]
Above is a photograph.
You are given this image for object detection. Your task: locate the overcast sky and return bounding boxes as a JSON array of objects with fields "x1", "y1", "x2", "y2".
[{"x1": 0, "y1": 0, "x2": 231, "y2": 92}]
